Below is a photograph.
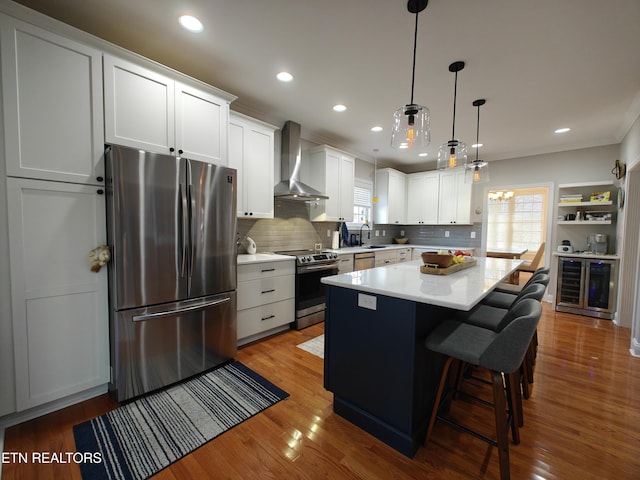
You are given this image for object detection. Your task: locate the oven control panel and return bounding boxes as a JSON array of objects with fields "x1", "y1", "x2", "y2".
[{"x1": 299, "y1": 252, "x2": 338, "y2": 264}]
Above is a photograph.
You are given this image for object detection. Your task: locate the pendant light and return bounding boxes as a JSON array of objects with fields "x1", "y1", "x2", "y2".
[
  {"x1": 391, "y1": 0, "x2": 430, "y2": 150},
  {"x1": 465, "y1": 99, "x2": 490, "y2": 184},
  {"x1": 437, "y1": 61, "x2": 467, "y2": 169}
]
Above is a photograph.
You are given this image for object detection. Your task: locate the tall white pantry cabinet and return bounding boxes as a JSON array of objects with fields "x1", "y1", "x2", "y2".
[
  {"x1": 0, "y1": 6, "x2": 236, "y2": 419},
  {"x1": 0, "y1": 14, "x2": 109, "y2": 413}
]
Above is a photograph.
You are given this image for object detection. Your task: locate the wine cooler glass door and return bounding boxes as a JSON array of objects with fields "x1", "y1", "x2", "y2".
[
  {"x1": 585, "y1": 259, "x2": 616, "y2": 315},
  {"x1": 557, "y1": 258, "x2": 584, "y2": 307}
]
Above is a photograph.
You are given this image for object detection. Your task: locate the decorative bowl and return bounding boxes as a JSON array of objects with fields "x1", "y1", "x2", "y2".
[
  {"x1": 394, "y1": 237, "x2": 409, "y2": 244},
  {"x1": 421, "y1": 252, "x2": 454, "y2": 268}
]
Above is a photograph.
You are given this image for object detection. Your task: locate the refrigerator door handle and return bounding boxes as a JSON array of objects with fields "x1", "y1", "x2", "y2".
[
  {"x1": 132, "y1": 296, "x2": 231, "y2": 322},
  {"x1": 179, "y1": 183, "x2": 188, "y2": 277},
  {"x1": 188, "y1": 183, "x2": 196, "y2": 277}
]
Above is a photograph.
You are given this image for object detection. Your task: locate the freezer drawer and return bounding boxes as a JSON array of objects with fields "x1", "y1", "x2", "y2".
[{"x1": 111, "y1": 292, "x2": 237, "y2": 402}]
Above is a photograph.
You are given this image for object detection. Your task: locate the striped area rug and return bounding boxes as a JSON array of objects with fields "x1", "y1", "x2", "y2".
[{"x1": 73, "y1": 361, "x2": 288, "y2": 480}]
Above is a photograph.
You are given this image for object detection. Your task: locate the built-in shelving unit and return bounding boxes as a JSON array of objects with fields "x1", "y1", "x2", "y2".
[
  {"x1": 557, "y1": 181, "x2": 615, "y2": 225},
  {"x1": 555, "y1": 180, "x2": 617, "y2": 253}
]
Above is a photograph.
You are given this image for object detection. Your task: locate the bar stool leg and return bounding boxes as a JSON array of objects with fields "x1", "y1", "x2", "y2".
[
  {"x1": 506, "y1": 371, "x2": 523, "y2": 434},
  {"x1": 424, "y1": 356, "x2": 454, "y2": 446},
  {"x1": 492, "y1": 371, "x2": 511, "y2": 480}
]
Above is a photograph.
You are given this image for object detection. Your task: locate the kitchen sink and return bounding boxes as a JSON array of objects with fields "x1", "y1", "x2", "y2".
[{"x1": 367, "y1": 245, "x2": 386, "y2": 249}]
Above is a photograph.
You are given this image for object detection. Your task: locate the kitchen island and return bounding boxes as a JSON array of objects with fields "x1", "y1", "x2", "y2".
[{"x1": 321, "y1": 257, "x2": 522, "y2": 457}]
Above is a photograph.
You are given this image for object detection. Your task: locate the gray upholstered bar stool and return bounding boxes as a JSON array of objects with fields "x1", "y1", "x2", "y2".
[
  {"x1": 424, "y1": 299, "x2": 542, "y2": 480},
  {"x1": 493, "y1": 267, "x2": 550, "y2": 294},
  {"x1": 483, "y1": 273, "x2": 549, "y2": 309},
  {"x1": 461, "y1": 282, "x2": 546, "y2": 413},
  {"x1": 482, "y1": 272, "x2": 548, "y2": 391},
  {"x1": 463, "y1": 283, "x2": 546, "y2": 331}
]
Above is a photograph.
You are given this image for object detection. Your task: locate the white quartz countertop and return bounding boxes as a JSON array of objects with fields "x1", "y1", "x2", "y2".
[
  {"x1": 321, "y1": 257, "x2": 522, "y2": 311},
  {"x1": 237, "y1": 253, "x2": 295, "y2": 265},
  {"x1": 552, "y1": 252, "x2": 620, "y2": 260},
  {"x1": 325, "y1": 244, "x2": 476, "y2": 254}
]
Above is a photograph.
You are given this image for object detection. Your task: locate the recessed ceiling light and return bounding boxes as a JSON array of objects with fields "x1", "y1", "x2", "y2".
[
  {"x1": 418, "y1": 152, "x2": 428, "y2": 157},
  {"x1": 471, "y1": 143, "x2": 483, "y2": 148},
  {"x1": 179, "y1": 15, "x2": 204, "y2": 33},
  {"x1": 333, "y1": 104, "x2": 347, "y2": 112},
  {"x1": 554, "y1": 127, "x2": 571, "y2": 134},
  {"x1": 276, "y1": 72, "x2": 293, "y2": 82},
  {"x1": 371, "y1": 126, "x2": 383, "y2": 132}
]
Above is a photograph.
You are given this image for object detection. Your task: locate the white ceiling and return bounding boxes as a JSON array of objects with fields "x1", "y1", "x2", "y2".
[{"x1": 12, "y1": 0, "x2": 640, "y2": 170}]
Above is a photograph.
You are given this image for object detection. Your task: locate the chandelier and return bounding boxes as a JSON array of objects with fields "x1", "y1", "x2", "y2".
[{"x1": 488, "y1": 191, "x2": 514, "y2": 201}]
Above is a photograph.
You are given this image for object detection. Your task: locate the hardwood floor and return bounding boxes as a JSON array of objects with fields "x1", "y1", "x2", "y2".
[{"x1": 3, "y1": 303, "x2": 640, "y2": 479}]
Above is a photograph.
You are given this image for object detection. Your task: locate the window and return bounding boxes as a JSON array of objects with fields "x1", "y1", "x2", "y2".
[
  {"x1": 486, "y1": 187, "x2": 548, "y2": 262},
  {"x1": 349, "y1": 179, "x2": 373, "y2": 227}
]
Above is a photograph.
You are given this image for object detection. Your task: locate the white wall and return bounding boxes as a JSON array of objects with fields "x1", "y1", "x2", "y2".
[{"x1": 468, "y1": 144, "x2": 620, "y2": 221}]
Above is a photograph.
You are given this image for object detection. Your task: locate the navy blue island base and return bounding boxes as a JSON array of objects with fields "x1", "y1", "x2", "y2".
[{"x1": 323, "y1": 285, "x2": 453, "y2": 457}]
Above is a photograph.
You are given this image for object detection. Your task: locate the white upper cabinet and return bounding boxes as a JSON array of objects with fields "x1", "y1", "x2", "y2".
[
  {"x1": 103, "y1": 54, "x2": 231, "y2": 164},
  {"x1": 374, "y1": 168, "x2": 407, "y2": 225},
  {"x1": 437, "y1": 168, "x2": 472, "y2": 224},
  {"x1": 306, "y1": 145, "x2": 355, "y2": 222},
  {"x1": 228, "y1": 112, "x2": 275, "y2": 218},
  {"x1": 0, "y1": 15, "x2": 104, "y2": 185},
  {"x1": 174, "y1": 82, "x2": 227, "y2": 164},
  {"x1": 406, "y1": 171, "x2": 440, "y2": 224}
]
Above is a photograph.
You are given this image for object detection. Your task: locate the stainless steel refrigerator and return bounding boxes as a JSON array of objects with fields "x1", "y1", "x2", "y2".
[{"x1": 105, "y1": 144, "x2": 237, "y2": 402}]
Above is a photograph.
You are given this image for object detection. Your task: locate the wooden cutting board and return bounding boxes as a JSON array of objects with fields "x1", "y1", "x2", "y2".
[{"x1": 420, "y1": 257, "x2": 477, "y2": 275}]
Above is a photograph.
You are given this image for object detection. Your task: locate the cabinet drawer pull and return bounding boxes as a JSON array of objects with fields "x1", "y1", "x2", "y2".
[
  {"x1": 261, "y1": 289, "x2": 275, "y2": 294},
  {"x1": 261, "y1": 268, "x2": 276, "y2": 272},
  {"x1": 261, "y1": 314, "x2": 275, "y2": 321}
]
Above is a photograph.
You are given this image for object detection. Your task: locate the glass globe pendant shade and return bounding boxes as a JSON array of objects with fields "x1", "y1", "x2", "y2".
[
  {"x1": 391, "y1": 104, "x2": 430, "y2": 149},
  {"x1": 437, "y1": 139, "x2": 467, "y2": 169},
  {"x1": 464, "y1": 160, "x2": 489, "y2": 184}
]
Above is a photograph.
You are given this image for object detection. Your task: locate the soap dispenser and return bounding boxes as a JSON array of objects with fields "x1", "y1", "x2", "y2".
[{"x1": 246, "y1": 237, "x2": 256, "y2": 255}]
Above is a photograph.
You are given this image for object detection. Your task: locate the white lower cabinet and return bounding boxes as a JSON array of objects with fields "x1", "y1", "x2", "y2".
[
  {"x1": 397, "y1": 248, "x2": 412, "y2": 262},
  {"x1": 6, "y1": 178, "x2": 109, "y2": 411},
  {"x1": 237, "y1": 260, "x2": 295, "y2": 345},
  {"x1": 375, "y1": 250, "x2": 398, "y2": 267}
]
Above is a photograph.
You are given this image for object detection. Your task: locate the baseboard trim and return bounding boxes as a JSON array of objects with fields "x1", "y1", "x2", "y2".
[
  {"x1": 0, "y1": 384, "x2": 107, "y2": 430},
  {"x1": 630, "y1": 337, "x2": 640, "y2": 358}
]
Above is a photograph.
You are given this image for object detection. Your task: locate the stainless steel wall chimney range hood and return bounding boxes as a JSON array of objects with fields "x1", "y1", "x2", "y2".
[{"x1": 274, "y1": 121, "x2": 329, "y2": 200}]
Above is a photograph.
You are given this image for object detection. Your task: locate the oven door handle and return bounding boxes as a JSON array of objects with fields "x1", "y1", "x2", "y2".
[{"x1": 298, "y1": 262, "x2": 339, "y2": 273}]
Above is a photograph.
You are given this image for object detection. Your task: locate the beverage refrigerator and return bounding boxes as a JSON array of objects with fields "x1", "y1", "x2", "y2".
[{"x1": 555, "y1": 256, "x2": 617, "y2": 319}]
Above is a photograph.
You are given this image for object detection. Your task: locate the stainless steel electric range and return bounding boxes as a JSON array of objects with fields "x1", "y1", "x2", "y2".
[{"x1": 274, "y1": 250, "x2": 339, "y2": 329}]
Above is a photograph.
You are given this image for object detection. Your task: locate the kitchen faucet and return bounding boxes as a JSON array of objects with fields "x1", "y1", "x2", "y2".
[{"x1": 359, "y1": 223, "x2": 371, "y2": 246}]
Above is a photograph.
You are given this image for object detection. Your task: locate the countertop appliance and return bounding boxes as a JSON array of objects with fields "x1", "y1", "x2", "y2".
[
  {"x1": 557, "y1": 240, "x2": 573, "y2": 253},
  {"x1": 587, "y1": 233, "x2": 608, "y2": 254},
  {"x1": 105, "y1": 144, "x2": 238, "y2": 402},
  {"x1": 273, "y1": 249, "x2": 339, "y2": 329},
  {"x1": 555, "y1": 256, "x2": 617, "y2": 319}
]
